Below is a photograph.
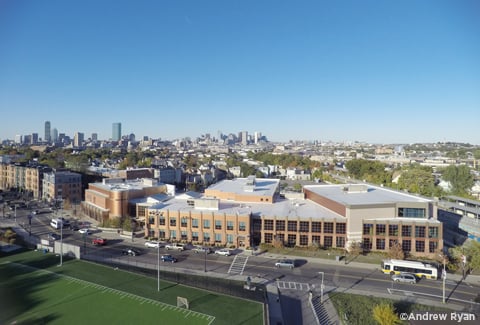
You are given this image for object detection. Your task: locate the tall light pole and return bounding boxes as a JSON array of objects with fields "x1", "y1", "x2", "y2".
[
  {"x1": 204, "y1": 249, "x2": 207, "y2": 272},
  {"x1": 59, "y1": 218, "x2": 63, "y2": 266},
  {"x1": 157, "y1": 241, "x2": 160, "y2": 292},
  {"x1": 439, "y1": 254, "x2": 446, "y2": 304},
  {"x1": 318, "y1": 271, "x2": 325, "y2": 303}
]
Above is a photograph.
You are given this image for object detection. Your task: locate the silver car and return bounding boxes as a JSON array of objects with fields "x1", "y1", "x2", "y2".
[
  {"x1": 275, "y1": 259, "x2": 295, "y2": 269},
  {"x1": 391, "y1": 273, "x2": 417, "y2": 284}
]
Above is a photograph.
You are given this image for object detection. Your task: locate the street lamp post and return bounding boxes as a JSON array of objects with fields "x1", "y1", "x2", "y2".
[
  {"x1": 318, "y1": 271, "x2": 325, "y2": 303},
  {"x1": 439, "y1": 254, "x2": 446, "y2": 304},
  {"x1": 157, "y1": 241, "x2": 160, "y2": 292},
  {"x1": 59, "y1": 218, "x2": 63, "y2": 266},
  {"x1": 204, "y1": 249, "x2": 207, "y2": 272}
]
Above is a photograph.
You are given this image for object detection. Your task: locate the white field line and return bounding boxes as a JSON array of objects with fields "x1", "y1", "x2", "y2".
[{"x1": 2, "y1": 261, "x2": 216, "y2": 324}]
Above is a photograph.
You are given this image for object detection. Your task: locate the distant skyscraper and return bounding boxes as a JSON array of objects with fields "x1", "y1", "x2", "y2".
[
  {"x1": 74, "y1": 132, "x2": 84, "y2": 147},
  {"x1": 44, "y1": 121, "x2": 51, "y2": 143},
  {"x1": 52, "y1": 128, "x2": 58, "y2": 143},
  {"x1": 112, "y1": 122, "x2": 121, "y2": 141},
  {"x1": 31, "y1": 133, "x2": 38, "y2": 144},
  {"x1": 91, "y1": 133, "x2": 98, "y2": 141},
  {"x1": 254, "y1": 131, "x2": 261, "y2": 144},
  {"x1": 241, "y1": 131, "x2": 248, "y2": 145}
]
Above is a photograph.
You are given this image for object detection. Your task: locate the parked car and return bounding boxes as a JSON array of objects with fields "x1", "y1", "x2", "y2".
[
  {"x1": 92, "y1": 238, "x2": 107, "y2": 246},
  {"x1": 214, "y1": 248, "x2": 231, "y2": 256},
  {"x1": 145, "y1": 241, "x2": 163, "y2": 248},
  {"x1": 47, "y1": 233, "x2": 60, "y2": 241},
  {"x1": 122, "y1": 248, "x2": 141, "y2": 256},
  {"x1": 391, "y1": 273, "x2": 417, "y2": 284},
  {"x1": 59, "y1": 217, "x2": 70, "y2": 228},
  {"x1": 275, "y1": 259, "x2": 295, "y2": 269},
  {"x1": 165, "y1": 243, "x2": 185, "y2": 251},
  {"x1": 69, "y1": 223, "x2": 80, "y2": 231},
  {"x1": 79, "y1": 228, "x2": 92, "y2": 235},
  {"x1": 192, "y1": 246, "x2": 212, "y2": 254},
  {"x1": 160, "y1": 254, "x2": 178, "y2": 263}
]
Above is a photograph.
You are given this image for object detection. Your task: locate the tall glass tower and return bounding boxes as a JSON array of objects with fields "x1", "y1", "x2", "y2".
[
  {"x1": 44, "y1": 121, "x2": 51, "y2": 143},
  {"x1": 112, "y1": 122, "x2": 121, "y2": 141}
]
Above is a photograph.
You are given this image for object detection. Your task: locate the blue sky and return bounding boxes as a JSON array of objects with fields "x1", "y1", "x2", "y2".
[{"x1": 1, "y1": 0, "x2": 479, "y2": 144}]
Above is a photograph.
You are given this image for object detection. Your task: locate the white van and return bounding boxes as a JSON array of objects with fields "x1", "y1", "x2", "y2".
[{"x1": 50, "y1": 218, "x2": 63, "y2": 229}]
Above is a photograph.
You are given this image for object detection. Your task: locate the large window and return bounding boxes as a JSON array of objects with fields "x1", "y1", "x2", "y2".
[
  {"x1": 300, "y1": 235, "x2": 308, "y2": 246},
  {"x1": 415, "y1": 226, "x2": 426, "y2": 238},
  {"x1": 227, "y1": 221, "x2": 234, "y2": 231},
  {"x1": 376, "y1": 238, "x2": 386, "y2": 250},
  {"x1": 264, "y1": 220, "x2": 274, "y2": 231},
  {"x1": 276, "y1": 220, "x2": 285, "y2": 231},
  {"x1": 336, "y1": 236, "x2": 345, "y2": 248},
  {"x1": 299, "y1": 221, "x2": 309, "y2": 233},
  {"x1": 324, "y1": 222, "x2": 334, "y2": 234},
  {"x1": 402, "y1": 239, "x2": 411, "y2": 252},
  {"x1": 363, "y1": 224, "x2": 373, "y2": 235},
  {"x1": 192, "y1": 218, "x2": 198, "y2": 228},
  {"x1": 312, "y1": 235, "x2": 321, "y2": 246},
  {"x1": 239, "y1": 222, "x2": 246, "y2": 231},
  {"x1": 227, "y1": 234, "x2": 233, "y2": 244},
  {"x1": 159, "y1": 230, "x2": 165, "y2": 239},
  {"x1": 159, "y1": 217, "x2": 165, "y2": 226},
  {"x1": 288, "y1": 221, "x2": 297, "y2": 232},
  {"x1": 170, "y1": 230, "x2": 177, "y2": 240},
  {"x1": 264, "y1": 233, "x2": 273, "y2": 244},
  {"x1": 192, "y1": 232, "x2": 199, "y2": 241},
  {"x1": 148, "y1": 216, "x2": 155, "y2": 225},
  {"x1": 181, "y1": 231, "x2": 187, "y2": 240},
  {"x1": 429, "y1": 241, "x2": 438, "y2": 253},
  {"x1": 203, "y1": 232, "x2": 210, "y2": 242},
  {"x1": 324, "y1": 236, "x2": 333, "y2": 248},
  {"x1": 203, "y1": 220, "x2": 210, "y2": 229},
  {"x1": 389, "y1": 225, "x2": 398, "y2": 236},
  {"x1": 336, "y1": 223, "x2": 346, "y2": 234},
  {"x1": 170, "y1": 218, "x2": 176, "y2": 227},
  {"x1": 415, "y1": 240, "x2": 425, "y2": 252},
  {"x1": 363, "y1": 238, "x2": 372, "y2": 250},
  {"x1": 181, "y1": 217, "x2": 188, "y2": 228},
  {"x1": 398, "y1": 208, "x2": 426, "y2": 218},
  {"x1": 428, "y1": 227, "x2": 438, "y2": 238},
  {"x1": 312, "y1": 222, "x2": 321, "y2": 233},
  {"x1": 215, "y1": 233, "x2": 222, "y2": 243},
  {"x1": 287, "y1": 234, "x2": 296, "y2": 246},
  {"x1": 215, "y1": 220, "x2": 222, "y2": 230},
  {"x1": 401, "y1": 225, "x2": 412, "y2": 237},
  {"x1": 376, "y1": 224, "x2": 386, "y2": 236}
]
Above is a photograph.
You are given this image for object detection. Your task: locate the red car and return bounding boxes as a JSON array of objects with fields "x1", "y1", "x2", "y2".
[{"x1": 92, "y1": 238, "x2": 107, "y2": 246}]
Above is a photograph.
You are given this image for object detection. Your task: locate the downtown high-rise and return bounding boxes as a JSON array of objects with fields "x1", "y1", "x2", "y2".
[{"x1": 112, "y1": 122, "x2": 121, "y2": 141}]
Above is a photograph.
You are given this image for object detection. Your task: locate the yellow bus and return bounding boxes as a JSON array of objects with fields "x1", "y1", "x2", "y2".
[{"x1": 381, "y1": 259, "x2": 438, "y2": 280}]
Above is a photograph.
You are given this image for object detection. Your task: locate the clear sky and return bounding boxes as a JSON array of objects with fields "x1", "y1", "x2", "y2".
[{"x1": 1, "y1": 0, "x2": 479, "y2": 144}]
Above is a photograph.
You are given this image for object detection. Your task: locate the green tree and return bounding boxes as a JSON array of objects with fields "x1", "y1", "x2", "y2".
[
  {"x1": 397, "y1": 165, "x2": 439, "y2": 196},
  {"x1": 372, "y1": 303, "x2": 400, "y2": 325},
  {"x1": 442, "y1": 165, "x2": 474, "y2": 195}
]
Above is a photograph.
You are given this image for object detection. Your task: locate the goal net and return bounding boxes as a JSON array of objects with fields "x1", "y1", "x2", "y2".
[{"x1": 177, "y1": 296, "x2": 189, "y2": 309}]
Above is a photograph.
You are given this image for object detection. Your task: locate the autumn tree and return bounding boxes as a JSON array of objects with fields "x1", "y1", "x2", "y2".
[
  {"x1": 373, "y1": 303, "x2": 400, "y2": 325},
  {"x1": 387, "y1": 241, "x2": 405, "y2": 260}
]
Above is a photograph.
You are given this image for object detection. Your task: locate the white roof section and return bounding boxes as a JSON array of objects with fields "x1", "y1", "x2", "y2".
[
  {"x1": 304, "y1": 184, "x2": 432, "y2": 207},
  {"x1": 149, "y1": 195, "x2": 344, "y2": 221},
  {"x1": 207, "y1": 177, "x2": 280, "y2": 197},
  {"x1": 92, "y1": 178, "x2": 164, "y2": 192}
]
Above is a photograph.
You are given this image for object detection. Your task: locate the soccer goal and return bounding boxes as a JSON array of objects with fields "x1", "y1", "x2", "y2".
[{"x1": 177, "y1": 296, "x2": 189, "y2": 309}]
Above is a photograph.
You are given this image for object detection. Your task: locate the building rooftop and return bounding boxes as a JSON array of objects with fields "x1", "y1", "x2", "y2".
[
  {"x1": 91, "y1": 178, "x2": 164, "y2": 192},
  {"x1": 206, "y1": 177, "x2": 280, "y2": 198},
  {"x1": 304, "y1": 184, "x2": 432, "y2": 207}
]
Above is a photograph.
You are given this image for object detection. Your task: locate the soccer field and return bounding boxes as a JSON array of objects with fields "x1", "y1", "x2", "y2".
[{"x1": 0, "y1": 251, "x2": 264, "y2": 325}]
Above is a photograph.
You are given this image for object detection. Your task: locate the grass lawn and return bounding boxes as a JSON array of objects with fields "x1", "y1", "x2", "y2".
[{"x1": 0, "y1": 250, "x2": 264, "y2": 325}]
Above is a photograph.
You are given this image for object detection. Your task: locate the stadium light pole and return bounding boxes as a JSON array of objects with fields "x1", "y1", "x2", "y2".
[
  {"x1": 439, "y1": 254, "x2": 446, "y2": 304},
  {"x1": 318, "y1": 271, "x2": 325, "y2": 303},
  {"x1": 59, "y1": 218, "x2": 63, "y2": 266}
]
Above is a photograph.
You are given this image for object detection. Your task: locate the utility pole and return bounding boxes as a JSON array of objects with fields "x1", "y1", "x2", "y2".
[{"x1": 318, "y1": 271, "x2": 325, "y2": 303}]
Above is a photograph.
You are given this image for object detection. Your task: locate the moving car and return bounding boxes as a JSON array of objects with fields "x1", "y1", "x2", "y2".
[
  {"x1": 192, "y1": 246, "x2": 212, "y2": 254},
  {"x1": 122, "y1": 248, "x2": 141, "y2": 256},
  {"x1": 275, "y1": 259, "x2": 295, "y2": 269},
  {"x1": 391, "y1": 273, "x2": 417, "y2": 284},
  {"x1": 92, "y1": 238, "x2": 107, "y2": 246},
  {"x1": 79, "y1": 228, "x2": 92, "y2": 235},
  {"x1": 214, "y1": 248, "x2": 231, "y2": 256},
  {"x1": 165, "y1": 243, "x2": 185, "y2": 251},
  {"x1": 145, "y1": 241, "x2": 163, "y2": 248},
  {"x1": 160, "y1": 254, "x2": 177, "y2": 263}
]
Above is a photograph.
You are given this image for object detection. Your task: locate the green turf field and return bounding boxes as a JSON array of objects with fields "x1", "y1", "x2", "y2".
[{"x1": 0, "y1": 250, "x2": 264, "y2": 325}]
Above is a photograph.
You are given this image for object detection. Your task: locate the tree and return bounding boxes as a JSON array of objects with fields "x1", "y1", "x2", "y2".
[
  {"x1": 442, "y1": 165, "x2": 474, "y2": 195},
  {"x1": 372, "y1": 303, "x2": 400, "y2": 325},
  {"x1": 387, "y1": 241, "x2": 404, "y2": 260}
]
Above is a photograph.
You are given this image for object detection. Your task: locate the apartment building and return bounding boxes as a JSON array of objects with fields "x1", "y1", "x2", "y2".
[
  {"x1": 42, "y1": 170, "x2": 82, "y2": 205},
  {"x1": 0, "y1": 161, "x2": 52, "y2": 199}
]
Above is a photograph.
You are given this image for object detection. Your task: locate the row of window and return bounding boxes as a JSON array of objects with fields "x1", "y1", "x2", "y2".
[
  {"x1": 263, "y1": 220, "x2": 346, "y2": 234},
  {"x1": 264, "y1": 233, "x2": 346, "y2": 248},
  {"x1": 149, "y1": 229, "x2": 235, "y2": 244},
  {"x1": 362, "y1": 224, "x2": 439, "y2": 238},
  {"x1": 363, "y1": 238, "x2": 439, "y2": 253},
  {"x1": 148, "y1": 217, "x2": 246, "y2": 231}
]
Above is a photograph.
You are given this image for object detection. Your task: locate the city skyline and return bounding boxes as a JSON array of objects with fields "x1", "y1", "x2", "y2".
[{"x1": 1, "y1": 1, "x2": 479, "y2": 144}]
